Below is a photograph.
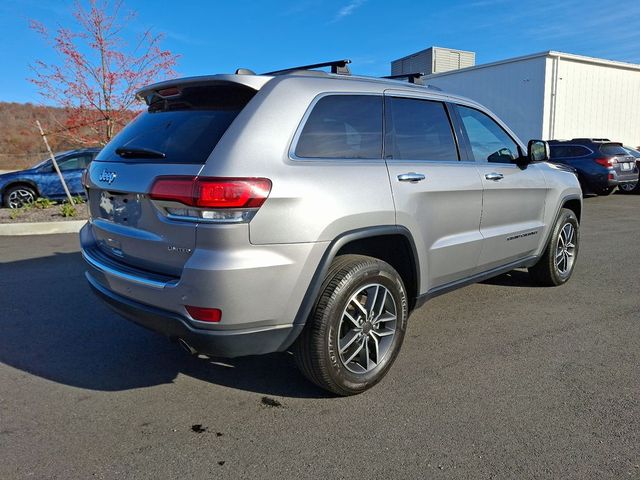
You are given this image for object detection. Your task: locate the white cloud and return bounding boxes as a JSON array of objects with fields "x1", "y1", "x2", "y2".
[{"x1": 334, "y1": 0, "x2": 367, "y2": 21}]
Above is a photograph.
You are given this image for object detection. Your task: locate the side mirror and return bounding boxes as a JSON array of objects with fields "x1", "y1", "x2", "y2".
[{"x1": 528, "y1": 140, "x2": 550, "y2": 162}]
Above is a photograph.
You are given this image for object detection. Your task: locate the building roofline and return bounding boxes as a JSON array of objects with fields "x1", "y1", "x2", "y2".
[
  {"x1": 392, "y1": 46, "x2": 476, "y2": 63},
  {"x1": 422, "y1": 50, "x2": 640, "y2": 79}
]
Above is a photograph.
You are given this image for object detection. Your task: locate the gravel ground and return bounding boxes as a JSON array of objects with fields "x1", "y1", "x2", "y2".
[
  {"x1": 0, "y1": 203, "x2": 89, "y2": 223},
  {"x1": 0, "y1": 193, "x2": 638, "y2": 479}
]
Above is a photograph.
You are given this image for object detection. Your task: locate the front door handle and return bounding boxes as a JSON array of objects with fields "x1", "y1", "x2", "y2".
[
  {"x1": 397, "y1": 172, "x2": 426, "y2": 183},
  {"x1": 485, "y1": 172, "x2": 504, "y2": 181}
]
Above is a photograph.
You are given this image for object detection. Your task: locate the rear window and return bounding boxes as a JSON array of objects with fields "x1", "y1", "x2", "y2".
[
  {"x1": 294, "y1": 95, "x2": 383, "y2": 159},
  {"x1": 96, "y1": 85, "x2": 256, "y2": 164},
  {"x1": 599, "y1": 144, "x2": 628, "y2": 156},
  {"x1": 624, "y1": 147, "x2": 640, "y2": 158}
]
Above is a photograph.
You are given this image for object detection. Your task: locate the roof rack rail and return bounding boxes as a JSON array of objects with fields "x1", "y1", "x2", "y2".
[
  {"x1": 264, "y1": 59, "x2": 352, "y2": 76},
  {"x1": 382, "y1": 72, "x2": 425, "y2": 85},
  {"x1": 571, "y1": 137, "x2": 611, "y2": 142}
]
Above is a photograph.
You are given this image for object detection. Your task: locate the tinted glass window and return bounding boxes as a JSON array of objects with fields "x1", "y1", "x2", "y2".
[
  {"x1": 385, "y1": 97, "x2": 458, "y2": 161},
  {"x1": 571, "y1": 146, "x2": 591, "y2": 157},
  {"x1": 549, "y1": 145, "x2": 591, "y2": 159},
  {"x1": 97, "y1": 85, "x2": 256, "y2": 164},
  {"x1": 550, "y1": 146, "x2": 569, "y2": 159},
  {"x1": 458, "y1": 106, "x2": 519, "y2": 163},
  {"x1": 624, "y1": 147, "x2": 640, "y2": 158},
  {"x1": 58, "y1": 154, "x2": 93, "y2": 171},
  {"x1": 600, "y1": 144, "x2": 628, "y2": 156},
  {"x1": 295, "y1": 95, "x2": 382, "y2": 159}
]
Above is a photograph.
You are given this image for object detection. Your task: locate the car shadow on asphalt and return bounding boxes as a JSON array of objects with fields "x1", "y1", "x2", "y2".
[
  {"x1": 480, "y1": 269, "x2": 542, "y2": 288},
  {"x1": 0, "y1": 251, "x2": 331, "y2": 399}
]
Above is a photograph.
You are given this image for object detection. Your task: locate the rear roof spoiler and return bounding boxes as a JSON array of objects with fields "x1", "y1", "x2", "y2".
[{"x1": 136, "y1": 74, "x2": 272, "y2": 104}]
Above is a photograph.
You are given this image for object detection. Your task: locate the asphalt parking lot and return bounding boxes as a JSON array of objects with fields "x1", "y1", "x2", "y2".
[{"x1": 0, "y1": 194, "x2": 638, "y2": 479}]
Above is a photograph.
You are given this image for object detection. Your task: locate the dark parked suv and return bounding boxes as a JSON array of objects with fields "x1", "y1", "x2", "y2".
[
  {"x1": 618, "y1": 146, "x2": 640, "y2": 194},
  {"x1": 548, "y1": 139, "x2": 639, "y2": 195}
]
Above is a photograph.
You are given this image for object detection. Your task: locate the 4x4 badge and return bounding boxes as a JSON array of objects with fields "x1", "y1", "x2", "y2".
[{"x1": 99, "y1": 169, "x2": 117, "y2": 184}]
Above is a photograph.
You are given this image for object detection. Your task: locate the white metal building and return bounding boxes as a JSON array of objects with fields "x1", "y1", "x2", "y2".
[{"x1": 406, "y1": 50, "x2": 640, "y2": 147}]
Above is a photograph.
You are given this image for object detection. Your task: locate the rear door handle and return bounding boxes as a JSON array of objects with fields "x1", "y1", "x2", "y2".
[
  {"x1": 397, "y1": 172, "x2": 426, "y2": 182},
  {"x1": 485, "y1": 172, "x2": 504, "y2": 181}
]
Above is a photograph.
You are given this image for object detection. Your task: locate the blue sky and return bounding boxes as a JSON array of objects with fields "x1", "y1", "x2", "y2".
[{"x1": 1, "y1": 0, "x2": 639, "y2": 104}]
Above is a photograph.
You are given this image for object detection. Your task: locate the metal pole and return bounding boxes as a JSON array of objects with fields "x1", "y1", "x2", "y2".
[{"x1": 36, "y1": 120, "x2": 74, "y2": 205}]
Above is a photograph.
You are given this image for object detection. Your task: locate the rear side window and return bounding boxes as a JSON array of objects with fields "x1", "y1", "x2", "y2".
[
  {"x1": 295, "y1": 95, "x2": 383, "y2": 159},
  {"x1": 457, "y1": 105, "x2": 519, "y2": 163},
  {"x1": 384, "y1": 97, "x2": 458, "y2": 161},
  {"x1": 600, "y1": 144, "x2": 628, "y2": 156},
  {"x1": 96, "y1": 85, "x2": 256, "y2": 164}
]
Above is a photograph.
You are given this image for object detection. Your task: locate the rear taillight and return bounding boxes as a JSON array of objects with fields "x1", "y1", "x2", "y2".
[
  {"x1": 149, "y1": 176, "x2": 272, "y2": 223},
  {"x1": 594, "y1": 157, "x2": 615, "y2": 167}
]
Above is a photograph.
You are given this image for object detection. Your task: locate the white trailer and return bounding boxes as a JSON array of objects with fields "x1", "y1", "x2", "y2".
[{"x1": 423, "y1": 51, "x2": 640, "y2": 147}]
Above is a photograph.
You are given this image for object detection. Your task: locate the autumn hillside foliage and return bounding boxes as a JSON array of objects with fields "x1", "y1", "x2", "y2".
[{"x1": 0, "y1": 101, "x2": 128, "y2": 169}]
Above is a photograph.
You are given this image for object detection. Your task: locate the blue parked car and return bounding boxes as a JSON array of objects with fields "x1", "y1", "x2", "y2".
[
  {"x1": 0, "y1": 148, "x2": 100, "y2": 208},
  {"x1": 548, "y1": 139, "x2": 639, "y2": 196}
]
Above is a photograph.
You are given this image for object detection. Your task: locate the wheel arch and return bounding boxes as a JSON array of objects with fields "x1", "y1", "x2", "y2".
[
  {"x1": 282, "y1": 226, "x2": 421, "y2": 352},
  {"x1": 561, "y1": 196, "x2": 582, "y2": 222},
  {"x1": 1, "y1": 180, "x2": 40, "y2": 198}
]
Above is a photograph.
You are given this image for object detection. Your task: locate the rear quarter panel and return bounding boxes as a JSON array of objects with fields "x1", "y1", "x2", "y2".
[{"x1": 197, "y1": 76, "x2": 396, "y2": 245}]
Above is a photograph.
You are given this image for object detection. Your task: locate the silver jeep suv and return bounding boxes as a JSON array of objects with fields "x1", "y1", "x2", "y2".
[{"x1": 80, "y1": 60, "x2": 582, "y2": 395}]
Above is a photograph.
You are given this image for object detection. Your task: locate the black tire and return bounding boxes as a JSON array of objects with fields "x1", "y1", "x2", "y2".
[
  {"x1": 3, "y1": 184, "x2": 36, "y2": 208},
  {"x1": 528, "y1": 208, "x2": 580, "y2": 286},
  {"x1": 618, "y1": 181, "x2": 639, "y2": 194},
  {"x1": 293, "y1": 254, "x2": 408, "y2": 396}
]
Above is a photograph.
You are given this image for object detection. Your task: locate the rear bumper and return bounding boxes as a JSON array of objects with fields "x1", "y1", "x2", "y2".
[
  {"x1": 608, "y1": 167, "x2": 639, "y2": 186},
  {"x1": 87, "y1": 272, "x2": 303, "y2": 357}
]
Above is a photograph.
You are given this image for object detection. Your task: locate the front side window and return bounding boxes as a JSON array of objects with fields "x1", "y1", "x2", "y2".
[
  {"x1": 295, "y1": 95, "x2": 383, "y2": 159},
  {"x1": 458, "y1": 106, "x2": 519, "y2": 163},
  {"x1": 550, "y1": 145, "x2": 573, "y2": 159},
  {"x1": 384, "y1": 97, "x2": 458, "y2": 161}
]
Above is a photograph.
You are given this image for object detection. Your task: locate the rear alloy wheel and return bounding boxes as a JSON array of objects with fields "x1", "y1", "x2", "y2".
[
  {"x1": 618, "y1": 181, "x2": 639, "y2": 194},
  {"x1": 294, "y1": 254, "x2": 408, "y2": 395},
  {"x1": 529, "y1": 208, "x2": 580, "y2": 286},
  {"x1": 4, "y1": 185, "x2": 36, "y2": 209}
]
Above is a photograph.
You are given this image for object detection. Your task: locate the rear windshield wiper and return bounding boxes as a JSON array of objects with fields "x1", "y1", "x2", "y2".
[{"x1": 115, "y1": 146, "x2": 166, "y2": 159}]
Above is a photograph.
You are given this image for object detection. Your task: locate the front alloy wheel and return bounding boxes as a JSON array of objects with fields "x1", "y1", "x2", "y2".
[
  {"x1": 555, "y1": 222, "x2": 577, "y2": 279},
  {"x1": 5, "y1": 186, "x2": 36, "y2": 209},
  {"x1": 529, "y1": 208, "x2": 580, "y2": 286}
]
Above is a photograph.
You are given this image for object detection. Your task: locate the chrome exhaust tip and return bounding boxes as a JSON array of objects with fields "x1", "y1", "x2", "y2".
[{"x1": 177, "y1": 338, "x2": 197, "y2": 355}]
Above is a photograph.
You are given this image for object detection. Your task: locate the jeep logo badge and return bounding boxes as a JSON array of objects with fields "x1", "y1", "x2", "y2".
[{"x1": 99, "y1": 169, "x2": 117, "y2": 184}]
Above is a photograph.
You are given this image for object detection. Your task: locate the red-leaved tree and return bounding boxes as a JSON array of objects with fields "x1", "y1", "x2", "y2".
[{"x1": 29, "y1": 0, "x2": 178, "y2": 145}]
